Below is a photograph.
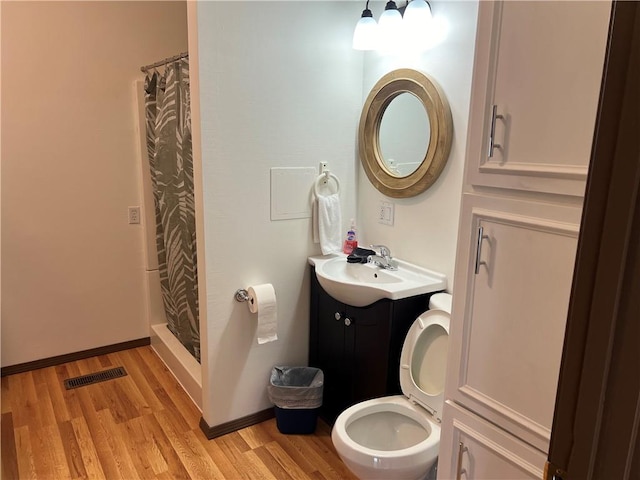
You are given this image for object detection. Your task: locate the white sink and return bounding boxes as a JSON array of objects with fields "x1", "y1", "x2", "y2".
[{"x1": 309, "y1": 254, "x2": 447, "y2": 307}]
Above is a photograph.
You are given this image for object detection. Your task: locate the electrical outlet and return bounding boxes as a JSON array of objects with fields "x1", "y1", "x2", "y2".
[
  {"x1": 378, "y1": 201, "x2": 394, "y2": 226},
  {"x1": 128, "y1": 206, "x2": 141, "y2": 224}
]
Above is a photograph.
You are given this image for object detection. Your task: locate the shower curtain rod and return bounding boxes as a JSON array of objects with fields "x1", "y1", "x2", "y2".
[{"x1": 140, "y1": 51, "x2": 188, "y2": 73}]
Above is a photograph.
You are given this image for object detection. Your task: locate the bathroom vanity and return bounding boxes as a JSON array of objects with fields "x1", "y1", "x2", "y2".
[{"x1": 308, "y1": 269, "x2": 439, "y2": 424}]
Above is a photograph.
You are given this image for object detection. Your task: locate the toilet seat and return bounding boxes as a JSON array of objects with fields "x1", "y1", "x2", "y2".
[
  {"x1": 399, "y1": 309, "x2": 450, "y2": 422},
  {"x1": 334, "y1": 395, "x2": 440, "y2": 452},
  {"x1": 331, "y1": 395, "x2": 441, "y2": 478}
]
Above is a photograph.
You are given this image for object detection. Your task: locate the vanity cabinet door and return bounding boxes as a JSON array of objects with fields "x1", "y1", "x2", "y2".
[
  {"x1": 438, "y1": 401, "x2": 546, "y2": 480},
  {"x1": 315, "y1": 286, "x2": 350, "y2": 422},
  {"x1": 466, "y1": 1, "x2": 610, "y2": 196},
  {"x1": 446, "y1": 193, "x2": 581, "y2": 453},
  {"x1": 345, "y1": 302, "x2": 393, "y2": 406},
  {"x1": 314, "y1": 290, "x2": 393, "y2": 422}
]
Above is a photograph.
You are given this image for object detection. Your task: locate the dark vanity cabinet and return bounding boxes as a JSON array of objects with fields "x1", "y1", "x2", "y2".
[{"x1": 309, "y1": 268, "x2": 436, "y2": 424}]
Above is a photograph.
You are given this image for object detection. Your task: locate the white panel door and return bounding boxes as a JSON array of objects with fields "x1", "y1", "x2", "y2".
[
  {"x1": 438, "y1": 401, "x2": 546, "y2": 480},
  {"x1": 465, "y1": 1, "x2": 610, "y2": 196},
  {"x1": 446, "y1": 193, "x2": 581, "y2": 453}
]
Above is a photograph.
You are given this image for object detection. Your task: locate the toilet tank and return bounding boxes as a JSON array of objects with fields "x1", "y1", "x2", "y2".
[{"x1": 429, "y1": 293, "x2": 452, "y2": 313}]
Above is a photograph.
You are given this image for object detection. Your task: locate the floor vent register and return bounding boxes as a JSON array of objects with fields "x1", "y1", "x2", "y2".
[{"x1": 63, "y1": 366, "x2": 128, "y2": 390}]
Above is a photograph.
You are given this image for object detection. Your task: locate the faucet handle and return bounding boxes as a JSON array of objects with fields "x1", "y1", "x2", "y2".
[{"x1": 370, "y1": 244, "x2": 391, "y2": 258}]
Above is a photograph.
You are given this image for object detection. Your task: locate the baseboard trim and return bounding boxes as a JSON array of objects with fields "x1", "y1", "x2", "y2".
[
  {"x1": 199, "y1": 408, "x2": 275, "y2": 439},
  {"x1": 1, "y1": 337, "x2": 151, "y2": 377}
]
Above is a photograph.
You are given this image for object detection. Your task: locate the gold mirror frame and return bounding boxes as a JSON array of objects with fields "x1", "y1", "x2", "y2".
[{"x1": 359, "y1": 68, "x2": 453, "y2": 198}]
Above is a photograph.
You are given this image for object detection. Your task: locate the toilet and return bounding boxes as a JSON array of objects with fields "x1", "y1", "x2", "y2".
[{"x1": 331, "y1": 293, "x2": 452, "y2": 480}]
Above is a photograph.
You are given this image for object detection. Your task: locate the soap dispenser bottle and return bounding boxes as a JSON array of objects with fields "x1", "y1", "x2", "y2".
[{"x1": 343, "y1": 219, "x2": 358, "y2": 255}]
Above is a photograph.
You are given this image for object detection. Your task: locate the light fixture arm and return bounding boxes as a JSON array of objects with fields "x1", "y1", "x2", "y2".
[
  {"x1": 361, "y1": 0, "x2": 373, "y2": 18},
  {"x1": 385, "y1": 0, "x2": 399, "y2": 12}
]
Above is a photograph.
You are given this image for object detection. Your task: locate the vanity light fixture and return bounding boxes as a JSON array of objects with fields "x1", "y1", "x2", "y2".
[
  {"x1": 353, "y1": 0, "x2": 433, "y2": 51},
  {"x1": 353, "y1": 0, "x2": 379, "y2": 50}
]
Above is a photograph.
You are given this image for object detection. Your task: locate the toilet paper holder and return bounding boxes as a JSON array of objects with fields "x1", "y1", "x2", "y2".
[
  {"x1": 235, "y1": 284, "x2": 275, "y2": 312},
  {"x1": 235, "y1": 288, "x2": 251, "y2": 304}
]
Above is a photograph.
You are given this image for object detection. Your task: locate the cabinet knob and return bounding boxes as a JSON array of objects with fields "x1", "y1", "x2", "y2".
[
  {"x1": 344, "y1": 318, "x2": 352, "y2": 327},
  {"x1": 334, "y1": 312, "x2": 341, "y2": 320}
]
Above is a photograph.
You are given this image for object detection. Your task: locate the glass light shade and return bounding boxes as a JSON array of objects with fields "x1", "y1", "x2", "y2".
[
  {"x1": 404, "y1": 0, "x2": 434, "y2": 48},
  {"x1": 378, "y1": 7, "x2": 402, "y2": 29},
  {"x1": 404, "y1": 0, "x2": 433, "y2": 27},
  {"x1": 353, "y1": 15, "x2": 378, "y2": 50},
  {"x1": 378, "y1": 5, "x2": 403, "y2": 51}
]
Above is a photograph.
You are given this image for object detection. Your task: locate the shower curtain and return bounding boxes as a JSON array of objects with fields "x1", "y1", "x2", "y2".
[{"x1": 144, "y1": 57, "x2": 200, "y2": 362}]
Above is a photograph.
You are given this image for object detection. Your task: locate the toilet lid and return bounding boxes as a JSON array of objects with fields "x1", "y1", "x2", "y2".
[{"x1": 399, "y1": 309, "x2": 450, "y2": 423}]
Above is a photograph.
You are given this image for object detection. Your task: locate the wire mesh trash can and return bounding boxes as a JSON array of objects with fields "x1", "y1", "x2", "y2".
[{"x1": 268, "y1": 366, "x2": 324, "y2": 434}]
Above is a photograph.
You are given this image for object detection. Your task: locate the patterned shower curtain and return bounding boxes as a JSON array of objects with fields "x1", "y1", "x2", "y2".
[{"x1": 144, "y1": 58, "x2": 200, "y2": 362}]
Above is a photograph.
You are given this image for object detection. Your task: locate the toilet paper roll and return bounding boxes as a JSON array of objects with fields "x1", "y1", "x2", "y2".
[{"x1": 248, "y1": 284, "x2": 278, "y2": 344}]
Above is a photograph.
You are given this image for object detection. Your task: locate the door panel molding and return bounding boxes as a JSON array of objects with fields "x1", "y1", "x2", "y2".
[{"x1": 453, "y1": 207, "x2": 579, "y2": 452}]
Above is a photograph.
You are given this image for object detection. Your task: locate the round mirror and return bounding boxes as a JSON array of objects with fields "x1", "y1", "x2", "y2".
[
  {"x1": 359, "y1": 69, "x2": 452, "y2": 198},
  {"x1": 379, "y1": 92, "x2": 431, "y2": 178}
]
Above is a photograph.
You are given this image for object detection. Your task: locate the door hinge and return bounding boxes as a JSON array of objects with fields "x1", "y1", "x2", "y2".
[{"x1": 544, "y1": 461, "x2": 568, "y2": 480}]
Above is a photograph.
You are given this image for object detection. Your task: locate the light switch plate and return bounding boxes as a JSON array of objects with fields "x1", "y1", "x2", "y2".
[
  {"x1": 128, "y1": 206, "x2": 141, "y2": 224},
  {"x1": 378, "y1": 201, "x2": 394, "y2": 226}
]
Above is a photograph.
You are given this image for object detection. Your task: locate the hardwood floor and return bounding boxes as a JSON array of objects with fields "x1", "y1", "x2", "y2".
[{"x1": 1, "y1": 346, "x2": 358, "y2": 479}]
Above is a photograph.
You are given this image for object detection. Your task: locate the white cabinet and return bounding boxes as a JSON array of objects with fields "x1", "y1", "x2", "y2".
[
  {"x1": 439, "y1": 401, "x2": 546, "y2": 480},
  {"x1": 438, "y1": 402, "x2": 546, "y2": 480},
  {"x1": 439, "y1": 1, "x2": 611, "y2": 478},
  {"x1": 447, "y1": 193, "x2": 581, "y2": 454},
  {"x1": 465, "y1": 1, "x2": 610, "y2": 197}
]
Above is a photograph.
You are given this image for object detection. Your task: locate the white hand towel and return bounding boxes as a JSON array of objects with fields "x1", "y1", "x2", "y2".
[
  {"x1": 317, "y1": 193, "x2": 342, "y2": 255},
  {"x1": 312, "y1": 198, "x2": 320, "y2": 244}
]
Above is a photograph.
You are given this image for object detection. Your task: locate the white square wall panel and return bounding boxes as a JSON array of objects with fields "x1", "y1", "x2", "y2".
[{"x1": 270, "y1": 167, "x2": 317, "y2": 220}]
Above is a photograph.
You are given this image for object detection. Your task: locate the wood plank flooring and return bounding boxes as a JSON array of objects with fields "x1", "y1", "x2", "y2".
[{"x1": 1, "y1": 346, "x2": 358, "y2": 479}]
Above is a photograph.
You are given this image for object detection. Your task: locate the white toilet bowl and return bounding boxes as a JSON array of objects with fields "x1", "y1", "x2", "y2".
[{"x1": 331, "y1": 293, "x2": 451, "y2": 480}]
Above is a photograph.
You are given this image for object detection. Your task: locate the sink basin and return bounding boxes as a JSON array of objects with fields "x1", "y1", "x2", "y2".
[{"x1": 309, "y1": 255, "x2": 447, "y2": 307}]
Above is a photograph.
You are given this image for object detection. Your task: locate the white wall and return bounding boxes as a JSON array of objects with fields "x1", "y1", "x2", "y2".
[
  {"x1": 358, "y1": 1, "x2": 479, "y2": 287},
  {"x1": 1, "y1": 0, "x2": 477, "y2": 432},
  {"x1": 195, "y1": 1, "x2": 362, "y2": 426},
  {"x1": 1, "y1": 1, "x2": 188, "y2": 366}
]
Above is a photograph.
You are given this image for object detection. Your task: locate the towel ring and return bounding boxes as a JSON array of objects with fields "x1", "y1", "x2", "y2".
[{"x1": 314, "y1": 172, "x2": 340, "y2": 198}]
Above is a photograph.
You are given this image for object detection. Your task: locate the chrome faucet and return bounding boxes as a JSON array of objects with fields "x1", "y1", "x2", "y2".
[{"x1": 367, "y1": 244, "x2": 398, "y2": 270}]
